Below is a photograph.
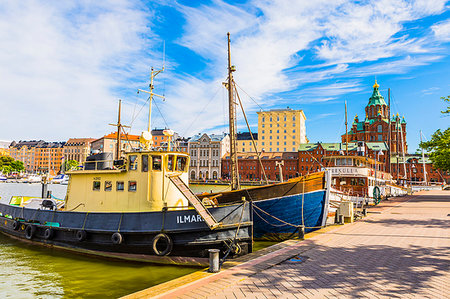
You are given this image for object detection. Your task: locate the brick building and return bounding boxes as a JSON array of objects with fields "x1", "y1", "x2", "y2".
[{"x1": 91, "y1": 132, "x2": 140, "y2": 160}]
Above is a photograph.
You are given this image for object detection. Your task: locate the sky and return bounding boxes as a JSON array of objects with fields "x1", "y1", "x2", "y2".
[{"x1": 0, "y1": 0, "x2": 449, "y2": 152}]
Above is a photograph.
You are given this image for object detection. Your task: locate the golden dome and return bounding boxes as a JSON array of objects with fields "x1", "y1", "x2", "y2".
[{"x1": 373, "y1": 80, "x2": 379, "y2": 89}]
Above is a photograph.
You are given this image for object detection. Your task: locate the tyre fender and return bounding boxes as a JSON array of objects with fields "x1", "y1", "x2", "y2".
[
  {"x1": 25, "y1": 224, "x2": 36, "y2": 240},
  {"x1": 44, "y1": 228, "x2": 54, "y2": 240},
  {"x1": 12, "y1": 220, "x2": 20, "y2": 230},
  {"x1": 76, "y1": 230, "x2": 87, "y2": 242},
  {"x1": 152, "y1": 233, "x2": 173, "y2": 256},
  {"x1": 111, "y1": 232, "x2": 123, "y2": 245}
]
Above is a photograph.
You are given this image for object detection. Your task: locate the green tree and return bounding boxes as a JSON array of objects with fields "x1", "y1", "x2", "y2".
[
  {"x1": 64, "y1": 160, "x2": 79, "y2": 171},
  {"x1": 1, "y1": 165, "x2": 11, "y2": 175},
  {"x1": 10, "y1": 160, "x2": 24, "y2": 172},
  {"x1": 441, "y1": 96, "x2": 449, "y2": 115},
  {"x1": 420, "y1": 96, "x2": 450, "y2": 172}
]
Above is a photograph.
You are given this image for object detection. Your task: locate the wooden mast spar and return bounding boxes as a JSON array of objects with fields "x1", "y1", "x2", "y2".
[{"x1": 227, "y1": 33, "x2": 240, "y2": 190}]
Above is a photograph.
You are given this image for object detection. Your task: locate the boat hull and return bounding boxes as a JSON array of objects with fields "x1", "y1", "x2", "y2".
[
  {"x1": 0, "y1": 202, "x2": 252, "y2": 266},
  {"x1": 253, "y1": 189, "x2": 327, "y2": 240}
]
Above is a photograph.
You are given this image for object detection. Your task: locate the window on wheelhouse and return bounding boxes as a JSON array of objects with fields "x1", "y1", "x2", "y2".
[
  {"x1": 129, "y1": 181, "x2": 137, "y2": 192},
  {"x1": 152, "y1": 155, "x2": 162, "y2": 171},
  {"x1": 142, "y1": 155, "x2": 148, "y2": 172},
  {"x1": 117, "y1": 181, "x2": 124, "y2": 191},
  {"x1": 176, "y1": 156, "x2": 188, "y2": 172},
  {"x1": 129, "y1": 155, "x2": 138, "y2": 170},
  {"x1": 167, "y1": 155, "x2": 174, "y2": 171},
  {"x1": 104, "y1": 181, "x2": 112, "y2": 191},
  {"x1": 93, "y1": 181, "x2": 101, "y2": 191}
]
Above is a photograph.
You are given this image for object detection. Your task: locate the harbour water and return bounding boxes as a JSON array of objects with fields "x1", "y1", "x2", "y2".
[{"x1": 0, "y1": 183, "x2": 197, "y2": 298}]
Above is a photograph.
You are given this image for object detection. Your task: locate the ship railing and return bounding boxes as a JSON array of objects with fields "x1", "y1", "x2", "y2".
[{"x1": 72, "y1": 159, "x2": 126, "y2": 171}]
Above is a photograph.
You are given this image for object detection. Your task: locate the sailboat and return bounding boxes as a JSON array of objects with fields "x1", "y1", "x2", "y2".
[
  {"x1": 0, "y1": 66, "x2": 252, "y2": 266},
  {"x1": 201, "y1": 33, "x2": 332, "y2": 240}
]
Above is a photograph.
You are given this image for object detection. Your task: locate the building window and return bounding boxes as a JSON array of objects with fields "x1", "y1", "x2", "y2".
[
  {"x1": 262, "y1": 117, "x2": 265, "y2": 122},
  {"x1": 377, "y1": 125, "x2": 382, "y2": 132},
  {"x1": 128, "y1": 181, "x2": 137, "y2": 192},
  {"x1": 277, "y1": 130, "x2": 279, "y2": 133},
  {"x1": 378, "y1": 135, "x2": 382, "y2": 141},
  {"x1": 104, "y1": 181, "x2": 112, "y2": 191},
  {"x1": 93, "y1": 181, "x2": 101, "y2": 191}
]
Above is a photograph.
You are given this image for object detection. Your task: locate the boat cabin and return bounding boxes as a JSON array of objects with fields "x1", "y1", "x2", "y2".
[
  {"x1": 322, "y1": 155, "x2": 391, "y2": 197},
  {"x1": 65, "y1": 151, "x2": 190, "y2": 213}
]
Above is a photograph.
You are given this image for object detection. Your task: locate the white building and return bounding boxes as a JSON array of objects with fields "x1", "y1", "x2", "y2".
[{"x1": 188, "y1": 133, "x2": 229, "y2": 180}]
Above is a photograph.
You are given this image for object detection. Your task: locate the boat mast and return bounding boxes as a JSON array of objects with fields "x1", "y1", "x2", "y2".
[
  {"x1": 138, "y1": 67, "x2": 165, "y2": 133},
  {"x1": 345, "y1": 100, "x2": 348, "y2": 156},
  {"x1": 420, "y1": 130, "x2": 427, "y2": 185},
  {"x1": 227, "y1": 32, "x2": 239, "y2": 190},
  {"x1": 109, "y1": 99, "x2": 130, "y2": 159},
  {"x1": 388, "y1": 88, "x2": 391, "y2": 175}
]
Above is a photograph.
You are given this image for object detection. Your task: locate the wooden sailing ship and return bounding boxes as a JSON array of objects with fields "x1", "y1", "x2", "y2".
[{"x1": 201, "y1": 33, "x2": 332, "y2": 241}]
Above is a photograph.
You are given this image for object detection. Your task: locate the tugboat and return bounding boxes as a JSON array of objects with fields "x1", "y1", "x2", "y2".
[{"x1": 0, "y1": 68, "x2": 252, "y2": 266}]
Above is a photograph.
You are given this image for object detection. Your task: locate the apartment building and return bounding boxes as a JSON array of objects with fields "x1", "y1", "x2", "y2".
[
  {"x1": 64, "y1": 138, "x2": 95, "y2": 164},
  {"x1": 188, "y1": 133, "x2": 229, "y2": 180}
]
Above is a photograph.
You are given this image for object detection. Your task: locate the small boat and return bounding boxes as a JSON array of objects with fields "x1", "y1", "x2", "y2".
[
  {"x1": 60, "y1": 176, "x2": 69, "y2": 185},
  {"x1": 24, "y1": 174, "x2": 42, "y2": 183},
  {"x1": 0, "y1": 68, "x2": 251, "y2": 266},
  {"x1": 0, "y1": 175, "x2": 7, "y2": 182},
  {"x1": 51, "y1": 174, "x2": 68, "y2": 184}
]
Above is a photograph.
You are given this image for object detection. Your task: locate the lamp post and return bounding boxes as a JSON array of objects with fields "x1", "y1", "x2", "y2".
[{"x1": 374, "y1": 150, "x2": 384, "y2": 188}]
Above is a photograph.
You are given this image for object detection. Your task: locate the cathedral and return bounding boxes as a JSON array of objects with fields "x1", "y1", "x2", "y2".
[{"x1": 341, "y1": 81, "x2": 408, "y2": 155}]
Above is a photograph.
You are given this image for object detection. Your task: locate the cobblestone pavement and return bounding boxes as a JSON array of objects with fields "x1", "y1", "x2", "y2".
[{"x1": 150, "y1": 191, "x2": 450, "y2": 298}]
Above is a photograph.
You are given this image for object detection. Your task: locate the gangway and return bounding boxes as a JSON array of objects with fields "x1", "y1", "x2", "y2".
[{"x1": 168, "y1": 174, "x2": 221, "y2": 230}]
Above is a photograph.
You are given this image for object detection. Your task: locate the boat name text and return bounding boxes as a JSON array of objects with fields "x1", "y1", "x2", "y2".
[{"x1": 177, "y1": 215, "x2": 203, "y2": 224}]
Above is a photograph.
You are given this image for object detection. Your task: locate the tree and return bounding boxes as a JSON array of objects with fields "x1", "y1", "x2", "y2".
[
  {"x1": 64, "y1": 160, "x2": 79, "y2": 171},
  {"x1": 420, "y1": 96, "x2": 450, "y2": 172},
  {"x1": 0, "y1": 156, "x2": 24, "y2": 174},
  {"x1": 441, "y1": 96, "x2": 449, "y2": 115}
]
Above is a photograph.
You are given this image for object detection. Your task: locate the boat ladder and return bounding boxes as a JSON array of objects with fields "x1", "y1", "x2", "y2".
[{"x1": 167, "y1": 174, "x2": 221, "y2": 230}]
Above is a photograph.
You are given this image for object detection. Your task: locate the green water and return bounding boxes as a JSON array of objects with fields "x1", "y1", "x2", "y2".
[{"x1": 0, "y1": 234, "x2": 197, "y2": 298}]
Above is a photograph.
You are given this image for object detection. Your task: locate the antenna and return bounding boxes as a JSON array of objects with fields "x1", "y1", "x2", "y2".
[{"x1": 162, "y1": 40, "x2": 166, "y2": 71}]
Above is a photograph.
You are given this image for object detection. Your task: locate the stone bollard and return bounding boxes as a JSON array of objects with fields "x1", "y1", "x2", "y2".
[{"x1": 208, "y1": 249, "x2": 220, "y2": 273}]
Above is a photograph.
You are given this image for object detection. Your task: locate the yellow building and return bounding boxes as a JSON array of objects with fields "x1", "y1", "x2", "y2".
[
  {"x1": 237, "y1": 132, "x2": 258, "y2": 153},
  {"x1": 0, "y1": 140, "x2": 10, "y2": 156},
  {"x1": 257, "y1": 108, "x2": 307, "y2": 152}
]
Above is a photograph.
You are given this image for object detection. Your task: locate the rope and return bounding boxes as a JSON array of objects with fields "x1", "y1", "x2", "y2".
[
  {"x1": 117, "y1": 213, "x2": 123, "y2": 233},
  {"x1": 81, "y1": 212, "x2": 89, "y2": 230}
]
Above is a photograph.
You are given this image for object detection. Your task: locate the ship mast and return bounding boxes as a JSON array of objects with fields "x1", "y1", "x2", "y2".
[
  {"x1": 138, "y1": 67, "x2": 165, "y2": 133},
  {"x1": 109, "y1": 99, "x2": 130, "y2": 160},
  {"x1": 345, "y1": 100, "x2": 348, "y2": 156},
  {"x1": 227, "y1": 32, "x2": 240, "y2": 190}
]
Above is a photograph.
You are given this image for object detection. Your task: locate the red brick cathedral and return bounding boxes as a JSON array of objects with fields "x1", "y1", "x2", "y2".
[{"x1": 341, "y1": 81, "x2": 408, "y2": 155}]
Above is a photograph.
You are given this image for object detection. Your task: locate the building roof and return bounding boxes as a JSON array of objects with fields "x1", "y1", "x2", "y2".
[
  {"x1": 10, "y1": 140, "x2": 46, "y2": 149},
  {"x1": 223, "y1": 151, "x2": 298, "y2": 160},
  {"x1": 65, "y1": 138, "x2": 95, "y2": 146},
  {"x1": 237, "y1": 132, "x2": 258, "y2": 140},
  {"x1": 189, "y1": 133, "x2": 228, "y2": 142},
  {"x1": 101, "y1": 132, "x2": 140, "y2": 141},
  {"x1": 367, "y1": 80, "x2": 387, "y2": 107},
  {"x1": 298, "y1": 142, "x2": 388, "y2": 152},
  {"x1": 390, "y1": 155, "x2": 432, "y2": 164}
]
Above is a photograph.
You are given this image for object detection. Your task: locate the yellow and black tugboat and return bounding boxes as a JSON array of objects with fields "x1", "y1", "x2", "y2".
[{"x1": 0, "y1": 68, "x2": 251, "y2": 266}]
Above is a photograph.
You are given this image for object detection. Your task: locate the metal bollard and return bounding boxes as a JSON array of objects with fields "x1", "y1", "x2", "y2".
[
  {"x1": 298, "y1": 226, "x2": 305, "y2": 240},
  {"x1": 363, "y1": 208, "x2": 367, "y2": 216},
  {"x1": 208, "y1": 249, "x2": 220, "y2": 273},
  {"x1": 339, "y1": 215, "x2": 344, "y2": 224}
]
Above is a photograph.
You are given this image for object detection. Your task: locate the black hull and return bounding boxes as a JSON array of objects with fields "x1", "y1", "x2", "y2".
[{"x1": 0, "y1": 203, "x2": 252, "y2": 266}]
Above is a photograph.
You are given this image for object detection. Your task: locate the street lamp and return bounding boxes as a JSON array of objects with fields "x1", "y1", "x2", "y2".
[{"x1": 374, "y1": 150, "x2": 384, "y2": 187}]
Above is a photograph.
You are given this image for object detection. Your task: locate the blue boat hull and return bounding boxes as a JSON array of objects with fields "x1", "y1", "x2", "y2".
[{"x1": 252, "y1": 189, "x2": 327, "y2": 240}]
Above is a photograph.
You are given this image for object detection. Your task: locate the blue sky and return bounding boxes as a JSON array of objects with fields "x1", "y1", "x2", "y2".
[{"x1": 0, "y1": 0, "x2": 449, "y2": 152}]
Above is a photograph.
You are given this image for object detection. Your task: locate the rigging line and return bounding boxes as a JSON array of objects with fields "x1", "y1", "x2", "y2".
[
  {"x1": 181, "y1": 85, "x2": 222, "y2": 137},
  {"x1": 128, "y1": 97, "x2": 150, "y2": 128},
  {"x1": 234, "y1": 82, "x2": 264, "y2": 111},
  {"x1": 153, "y1": 97, "x2": 170, "y2": 129}
]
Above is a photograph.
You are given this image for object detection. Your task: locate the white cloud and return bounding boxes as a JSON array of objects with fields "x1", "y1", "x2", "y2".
[
  {"x1": 0, "y1": 0, "x2": 159, "y2": 141},
  {"x1": 432, "y1": 19, "x2": 450, "y2": 42}
]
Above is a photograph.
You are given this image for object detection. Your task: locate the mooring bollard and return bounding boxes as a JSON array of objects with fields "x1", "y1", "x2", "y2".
[
  {"x1": 339, "y1": 214, "x2": 344, "y2": 224},
  {"x1": 299, "y1": 226, "x2": 305, "y2": 240},
  {"x1": 363, "y1": 208, "x2": 367, "y2": 216},
  {"x1": 208, "y1": 249, "x2": 220, "y2": 273}
]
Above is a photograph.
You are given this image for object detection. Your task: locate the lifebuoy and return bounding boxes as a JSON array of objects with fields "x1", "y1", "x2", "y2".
[
  {"x1": 111, "y1": 232, "x2": 123, "y2": 245},
  {"x1": 152, "y1": 233, "x2": 173, "y2": 256},
  {"x1": 12, "y1": 220, "x2": 20, "y2": 230},
  {"x1": 25, "y1": 224, "x2": 36, "y2": 240},
  {"x1": 44, "y1": 228, "x2": 54, "y2": 240},
  {"x1": 76, "y1": 230, "x2": 87, "y2": 242}
]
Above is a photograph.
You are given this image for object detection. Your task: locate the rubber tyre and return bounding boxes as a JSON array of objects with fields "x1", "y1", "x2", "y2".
[
  {"x1": 152, "y1": 233, "x2": 173, "y2": 256},
  {"x1": 111, "y1": 232, "x2": 123, "y2": 245},
  {"x1": 12, "y1": 220, "x2": 20, "y2": 230},
  {"x1": 25, "y1": 225, "x2": 36, "y2": 240},
  {"x1": 44, "y1": 228, "x2": 54, "y2": 240},
  {"x1": 76, "y1": 230, "x2": 87, "y2": 242}
]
